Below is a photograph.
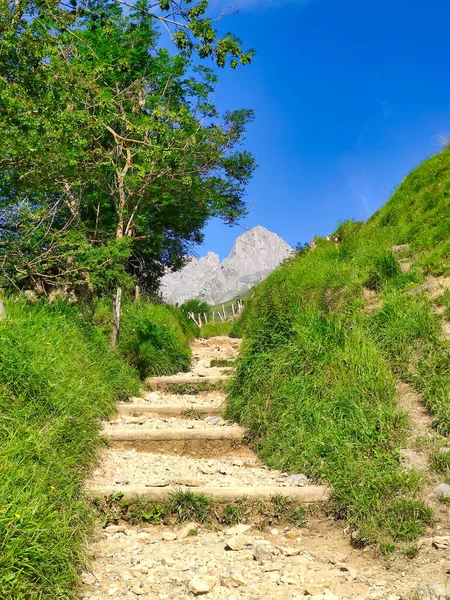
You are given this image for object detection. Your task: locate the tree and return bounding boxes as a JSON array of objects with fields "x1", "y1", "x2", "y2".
[
  {"x1": 0, "y1": 0, "x2": 256, "y2": 295},
  {"x1": 180, "y1": 299, "x2": 211, "y2": 319}
]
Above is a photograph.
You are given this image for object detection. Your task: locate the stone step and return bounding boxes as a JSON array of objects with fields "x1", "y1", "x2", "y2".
[
  {"x1": 87, "y1": 483, "x2": 330, "y2": 503},
  {"x1": 145, "y1": 375, "x2": 230, "y2": 390},
  {"x1": 116, "y1": 402, "x2": 223, "y2": 416},
  {"x1": 102, "y1": 425, "x2": 245, "y2": 442}
]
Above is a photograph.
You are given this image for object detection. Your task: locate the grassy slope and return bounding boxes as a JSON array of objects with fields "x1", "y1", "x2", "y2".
[
  {"x1": 0, "y1": 299, "x2": 194, "y2": 598},
  {"x1": 227, "y1": 148, "x2": 450, "y2": 548}
]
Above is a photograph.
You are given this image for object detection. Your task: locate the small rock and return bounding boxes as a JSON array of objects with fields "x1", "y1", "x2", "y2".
[
  {"x1": 253, "y1": 542, "x2": 273, "y2": 562},
  {"x1": 225, "y1": 524, "x2": 251, "y2": 536},
  {"x1": 281, "y1": 547, "x2": 301, "y2": 557},
  {"x1": 81, "y1": 572, "x2": 96, "y2": 585},
  {"x1": 114, "y1": 474, "x2": 129, "y2": 485},
  {"x1": 162, "y1": 532, "x2": 178, "y2": 542},
  {"x1": 230, "y1": 572, "x2": 246, "y2": 587},
  {"x1": 232, "y1": 459, "x2": 244, "y2": 467},
  {"x1": 432, "y1": 536, "x2": 450, "y2": 550},
  {"x1": 392, "y1": 244, "x2": 410, "y2": 254},
  {"x1": 130, "y1": 585, "x2": 145, "y2": 595},
  {"x1": 205, "y1": 416, "x2": 222, "y2": 426},
  {"x1": 188, "y1": 578, "x2": 211, "y2": 596},
  {"x1": 270, "y1": 528, "x2": 279, "y2": 536},
  {"x1": 283, "y1": 474, "x2": 309, "y2": 486},
  {"x1": 417, "y1": 583, "x2": 450, "y2": 599},
  {"x1": 136, "y1": 532, "x2": 152, "y2": 543},
  {"x1": 226, "y1": 535, "x2": 248, "y2": 551},
  {"x1": 264, "y1": 562, "x2": 283, "y2": 572},
  {"x1": 280, "y1": 575, "x2": 297, "y2": 585},
  {"x1": 108, "y1": 588, "x2": 119, "y2": 596},
  {"x1": 432, "y1": 483, "x2": 450, "y2": 500},
  {"x1": 179, "y1": 523, "x2": 199, "y2": 539},
  {"x1": 131, "y1": 566, "x2": 149, "y2": 575},
  {"x1": 145, "y1": 392, "x2": 161, "y2": 402},
  {"x1": 105, "y1": 525, "x2": 127, "y2": 534}
]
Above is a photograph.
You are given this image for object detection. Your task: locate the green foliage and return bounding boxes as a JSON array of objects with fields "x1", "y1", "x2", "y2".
[
  {"x1": 94, "y1": 300, "x2": 194, "y2": 378},
  {"x1": 100, "y1": 494, "x2": 308, "y2": 529},
  {"x1": 180, "y1": 299, "x2": 212, "y2": 320},
  {"x1": 210, "y1": 358, "x2": 235, "y2": 367},
  {"x1": 0, "y1": 299, "x2": 138, "y2": 599},
  {"x1": 228, "y1": 148, "x2": 450, "y2": 546},
  {"x1": 0, "y1": 1, "x2": 256, "y2": 294},
  {"x1": 200, "y1": 321, "x2": 233, "y2": 338},
  {"x1": 364, "y1": 252, "x2": 400, "y2": 291},
  {"x1": 169, "y1": 491, "x2": 213, "y2": 523}
]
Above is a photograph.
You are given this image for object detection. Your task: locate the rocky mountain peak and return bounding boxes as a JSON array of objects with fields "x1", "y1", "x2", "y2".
[{"x1": 159, "y1": 226, "x2": 293, "y2": 305}]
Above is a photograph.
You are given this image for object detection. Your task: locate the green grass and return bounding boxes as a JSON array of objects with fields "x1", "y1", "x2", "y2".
[
  {"x1": 94, "y1": 299, "x2": 197, "y2": 378},
  {"x1": 210, "y1": 358, "x2": 235, "y2": 367},
  {"x1": 199, "y1": 321, "x2": 233, "y2": 338},
  {"x1": 0, "y1": 300, "x2": 139, "y2": 599},
  {"x1": 99, "y1": 492, "x2": 308, "y2": 528},
  {"x1": 227, "y1": 148, "x2": 450, "y2": 548},
  {"x1": 161, "y1": 381, "x2": 227, "y2": 395}
]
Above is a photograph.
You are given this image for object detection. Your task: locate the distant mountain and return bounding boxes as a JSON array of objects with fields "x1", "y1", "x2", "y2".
[{"x1": 159, "y1": 226, "x2": 294, "y2": 305}]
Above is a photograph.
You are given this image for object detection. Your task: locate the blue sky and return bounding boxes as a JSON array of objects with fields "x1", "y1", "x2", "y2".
[{"x1": 195, "y1": 0, "x2": 450, "y2": 259}]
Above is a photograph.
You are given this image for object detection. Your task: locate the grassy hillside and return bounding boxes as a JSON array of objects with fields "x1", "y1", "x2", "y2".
[
  {"x1": 227, "y1": 148, "x2": 450, "y2": 549},
  {"x1": 0, "y1": 298, "x2": 194, "y2": 598}
]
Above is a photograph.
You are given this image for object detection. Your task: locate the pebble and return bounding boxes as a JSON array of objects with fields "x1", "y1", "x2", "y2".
[
  {"x1": 226, "y1": 535, "x2": 248, "y2": 551},
  {"x1": 432, "y1": 483, "x2": 450, "y2": 499},
  {"x1": 253, "y1": 542, "x2": 273, "y2": 562},
  {"x1": 179, "y1": 522, "x2": 199, "y2": 539},
  {"x1": 188, "y1": 578, "x2": 211, "y2": 595},
  {"x1": 105, "y1": 525, "x2": 127, "y2": 534},
  {"x1": 225, "y1": 524, "x2": 251, "y2": 536},
  {"x1": 283, "y1": 473, "x2": 309, "y2": 486},
  {"x1": 432, "y1": 536, "x2": 450, "y2": 550}
]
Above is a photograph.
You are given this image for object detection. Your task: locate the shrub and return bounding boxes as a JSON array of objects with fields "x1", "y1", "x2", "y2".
[
  {"x1": 180, "y1": 299, "x2": 211, "y2": 321},
  {"x1": 94, "y1": 300, "x2": 194, "y2": 378}
]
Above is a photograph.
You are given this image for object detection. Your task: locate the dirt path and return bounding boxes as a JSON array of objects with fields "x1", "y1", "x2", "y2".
[{"x1": 81, "y1": 337, "x2": 450, "y2": 600}]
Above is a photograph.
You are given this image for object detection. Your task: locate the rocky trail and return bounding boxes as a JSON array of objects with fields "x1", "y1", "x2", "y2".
[{"x1": 82, "y1": 336, "x2": 450, "y2": 600}]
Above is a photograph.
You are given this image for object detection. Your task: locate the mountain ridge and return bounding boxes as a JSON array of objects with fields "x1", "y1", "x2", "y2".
[{"x1": 159, "y1": 225, "x2": 293, "y2": 305}]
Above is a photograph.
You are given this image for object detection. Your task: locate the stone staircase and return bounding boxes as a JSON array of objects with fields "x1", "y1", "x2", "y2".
[{"x1": 86, "y1": 337, "x2": 328, "y2": 505}]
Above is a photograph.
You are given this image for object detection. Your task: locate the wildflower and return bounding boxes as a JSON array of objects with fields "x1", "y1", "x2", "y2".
[
  {"x1": 50, "y1": 486, "x2": 55, "y2": 491},
  {"x1": 15, "y1": 513, "x2": 20, "y2": 520}
]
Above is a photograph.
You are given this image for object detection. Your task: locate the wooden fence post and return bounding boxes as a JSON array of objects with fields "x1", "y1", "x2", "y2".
[
  {"x1": 0, "y1": 294, "x2": 5, "y2": 322},
  {"x1": 134, "y1": 285, "x2": 140, "y2": 303},
  {"x1": 111, "y1": 287, "x2": 122, "y2": 348}
]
